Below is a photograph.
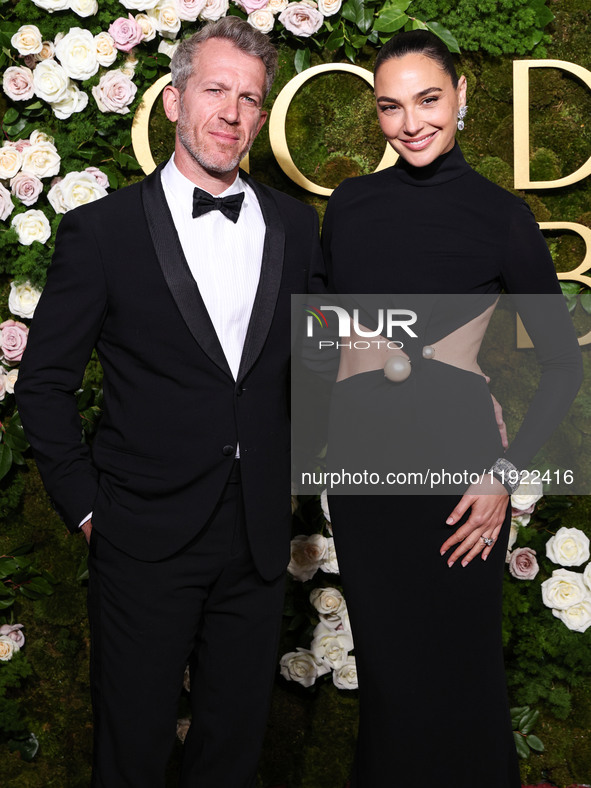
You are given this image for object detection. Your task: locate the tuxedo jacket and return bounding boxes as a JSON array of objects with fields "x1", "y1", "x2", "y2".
[{"x1": 16, "y1": 165, "x2": 322, "y2": 580}]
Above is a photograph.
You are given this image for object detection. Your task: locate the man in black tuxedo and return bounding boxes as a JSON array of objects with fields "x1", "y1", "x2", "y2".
[{"x1": 16, "y1": 17, "x2": 321, "y2": 788}]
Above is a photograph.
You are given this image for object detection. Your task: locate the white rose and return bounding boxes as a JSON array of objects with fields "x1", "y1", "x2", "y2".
[
  {"x1": 157, "y1": 38, "x2": 179, "y2": 59},
  {"x1": 11, "y1": 209, "x2": 52, "y2": 246},
  {"x1": 176, "y1": 0, "x2": 206, "y2": 21},
  {"x1": 120, "y1": 0, "x2": 160, "y2": 8},
  {"x1": 33, "y1": 59, "x2": 70, "y2": 104},
  {"x1": 546, "y1": 527, "x2": 590, "y2": 567},
  {"x1": 247, "y1": 8, "x2": 274, "y2": 33},
  {"x1": 310, "y1": 586, "x2": 345, "y2": 617},
  {"x1": 37, "y1": 41, "x2": 56, "y2": 61},
  {"x1": 511, "y1": 480, "x2": 543, "y2": 510},
  {"x1": 11, "y1": 25, "x2": 43, "y2": 57},
  {"x1": 30, "y1": 0, "x2": 70, "y2": 11},
  {"x1": 3, "y1": 66, "x2": 35, "y2": 102},
  {"x1": 317, "y1": 0, "x2": 340, "y2": 13},
  {"x1": 552, "y1": 597, "x2": 591, "y2": 633},
  {"x1": 147, "y1": 0, "x2": 182, "y2": 37},
  {"x1": 0, "y1": 635, "x2": 17, "y2": 661},
  {"x1": 69, "y1": 0, "x2": 99, "y2": 16},
  {"x1": 120, "y1": 54, "x2": 139, "y2": 79},
  {"x1": 279, "y1": 648, "x2": 329, "y2": 687},
  {"x1": 320, "y1": 488, "x2": 331, "y2": 521},
  {"x1": 320, "y1": 536, "x2": 339, "y2": 574},
  {"x1": 199, "y1": 0, "x2": 229, "y2": 21},
  {"x1": 287, "y1": 533, "x2": 328, "y2": 581},
  {"x1": 50, "y1": 83, "x2": 89, "y2": 119},
  {"x1": 47, "y1": 179, "x2": 67, "y2": 213},
  {"x1": 506, "y1": 522, "x2": 519, "y2": 556},
  {"x1": 511, "y1": 513, "x2": 531, "y2": 527},
  {"x1": 135, "y1": 13, "x2": 157, "y2": 42},
  {"x1": 0, "y1": 146, "x2": 23, "y2": 179},
  {"x1": 267, "y1": 0, "x2": 288, "y2": 12},
  {"x1": 4, "y1": 367, "x2": 19, "y2": 395},
  {"x1": 0, "y1": 373, "x2": 5, "y2": 402},
  {"x1": 541, "y1": 568, "x2": 588, "y2": 611},
  {"x1": 49, "y1": 171, "x2": 107, "y2": 213},
  {"x1": 95, "y1": 32, "x2": 119, "y2": 67},
  {"x1": 311, "y1": 622, "x2": 353, "y2": 669},
  {"x1": 92, "y1": 69, "x2": 138, "y2": 115},
  {"x1": 29, "y1": 130, "x2": 55, "y2": 146},
  {"x1": 584, "y1": 562, "x2": 591, "y2": 592},
  {"x1": 8, "y1": 281, "x2": 43, "y2": 319},
  {"x1": 0, "y1": 183, "x2": 14, "y2": 222},
  {"x1": 10, "y1": 171, "x2": 44, "y2": 207},
  {"x1": 55, "y1": 28, "x2": 99, "y2": 81},
  {"x1": 21, "y1": 141, "x2": 61, "y2": 179},
  {"x1": 333, "y1": 655, "x2": 358, "y2": 690}
]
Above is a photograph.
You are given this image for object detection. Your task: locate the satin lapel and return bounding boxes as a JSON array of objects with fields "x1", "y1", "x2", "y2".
[
  {"x1": 141, "y1": 164, "x2": 232, "y2": 379},
  {"x1": 237, "y1": 171, "x2": 285, "y2": 384}
]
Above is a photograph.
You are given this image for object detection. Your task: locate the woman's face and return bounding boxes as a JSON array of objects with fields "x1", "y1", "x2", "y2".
[{"x1": 374, "y1": 52, "x2": 467, "y2": 168}]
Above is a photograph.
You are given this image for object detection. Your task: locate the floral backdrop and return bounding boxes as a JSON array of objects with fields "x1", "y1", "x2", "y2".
[{"x1": 1, "y1": 0, "x2": 590, "y2": 785}]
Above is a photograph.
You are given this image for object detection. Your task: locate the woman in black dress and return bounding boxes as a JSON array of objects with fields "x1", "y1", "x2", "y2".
[{"x1": 319, "y1": 31, "x2": 582, "y2": 787}]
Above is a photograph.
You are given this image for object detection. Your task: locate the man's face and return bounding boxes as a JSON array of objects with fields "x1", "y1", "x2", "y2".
[{"x1": 165, "y1": 38, "x2": 268, "y2": 182}]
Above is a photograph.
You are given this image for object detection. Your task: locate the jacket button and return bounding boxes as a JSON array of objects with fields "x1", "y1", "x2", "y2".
[
  {"x1": 236, "y1": 386, "x2": 244, "y2": 396},
  {"x1": 222, "y1": 445, "x2": 235, "y2": 456}
]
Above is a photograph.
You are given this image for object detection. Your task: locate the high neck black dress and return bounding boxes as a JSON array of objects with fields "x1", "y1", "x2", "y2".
[{"x1": 319, "y1": 144, "x2": 582, "y2": 787}]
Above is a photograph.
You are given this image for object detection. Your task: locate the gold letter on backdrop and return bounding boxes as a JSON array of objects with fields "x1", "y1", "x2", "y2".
[
  {"x1": 517, "y1": 222, "x2": 591, "y2": 347},
  {"x1": 514, "y1": 60, "x2": 591, "y2": 189},
  {"x1": 269, "y1": 63, "x2": 398, "y2": 196}
]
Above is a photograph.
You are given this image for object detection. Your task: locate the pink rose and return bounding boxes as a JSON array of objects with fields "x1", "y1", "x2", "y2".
[
  {"x1": 14, "y1": 139, "x2": 32, "y2": 153},
  {"x1": 238, "y1": 0, "x2": 268, "y2": 13},
  {"x1": 0, "y1": 319, "x2": 29, "y2": 362},
  {"x1": 508, "y1": 547, "x2": 539, "y2": 580},
  {"x1": 23, "y1": 54, "x2": 38, "y2": 69},
  {"x1": 10, "y1": 171, "x2": 44, "y2": 206},
  {"x1": 511, "y1": 503, "x2": 535, "y2": 518},
  {"x1": 108, "y1": 14, "x2": 144, "y2": 52},
  {"x1": 0, "y1": 182, "x2": 14, "y2": 221},
  {"x1": 92, "y1": 69, "x2": 138, "y2": 115},
  {"x1": 279, "y1": 1, "x2": 324, "y2": 37},
  {"x1": 2, "y1": 66, "x2": 35, "y2": 101},
  {"x1": 0, "y1": 623, "x2": 25, "y2": 649},
  {"x1": 85, "y1": 166, "x2": 109, "y2": 188}
]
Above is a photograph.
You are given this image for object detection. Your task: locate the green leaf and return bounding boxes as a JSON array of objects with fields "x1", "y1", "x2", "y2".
[
  {"x1": 521, "y1": 709, "x2": 539, "y2": 735},
  {"x1": 77, "y1": 555, "x2": 89, "y2": 583},
  {"x1": 357, "y1": 8, "x2": 373, "y2": 33},
  {"x1": 344, "y1": 41, "x2": 357, "y2": 63},
  {"x1": 409, "y1": 17, "x2": 428, "y2": 30},
  {"x1": 373, "y1": 8, "x2": 407, "y2": 33},
  {"x1": 350, "y1": 33, "x2": 368, "y2": 48},
  {"x1": 579, "y1": 293, "x2": 591, "y2": 314},
  {"x1": 23, "y1": 576, "x2": 55, "y2": 595},
  {"x1": 513, "y1": 731, "x2": 530, "y2": 759},
  {"x1": 0, "y1": 443, "x2": 13, "y2": 481},
  {"x1": 4, "y1": 118, "x2": 27, "y2": 136},
  {"x1": 0, "y1": 556, "x2": 18, "y2": 578},
  {"x1": 0, "y1": 597, "x2": 15, "y2": 609},
  {"x1": 3, "y1": 107, "x2": 19, "y2": 124},
  {"x1": 325, "y1": 28, "x2": 345, "y2": 51},
  {"x1": 560, "y1": 281, "x2": 580, "y2": 295},
  {"x1": 382, "y1": 0, "x2": 411, "y2": 10},
  {"x1": 526, "y1": 734, "x2": 544, "y2": 752},
  {"x1": 294, "y1": 48, "x2": 311, "y2": 74},
  {"x1": 341, "y1": 0, "x2": 359, "y2": 24},
  {"x1": 426, "y1": 21, "x2": 461, "y2": 54}
]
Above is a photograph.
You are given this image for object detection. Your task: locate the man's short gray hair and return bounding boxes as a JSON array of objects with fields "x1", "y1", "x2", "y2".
[{"x1": 170, "y1": 17, "x2": 278, "y2": 101}]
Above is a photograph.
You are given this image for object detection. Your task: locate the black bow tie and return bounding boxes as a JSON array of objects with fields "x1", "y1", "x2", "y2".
[{"x1": 192, "y1": 187, "x2": 245, "y2": 223}]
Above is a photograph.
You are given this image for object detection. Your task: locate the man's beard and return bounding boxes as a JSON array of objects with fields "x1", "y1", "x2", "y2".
[{"x1": 177, "y1": 116, "x2": 249, "y2": 176}]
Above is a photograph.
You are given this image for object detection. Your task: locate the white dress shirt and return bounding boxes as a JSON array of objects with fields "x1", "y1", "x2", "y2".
[{"x1": 161, "y1": 156, "x2": 266, "y2": 380}]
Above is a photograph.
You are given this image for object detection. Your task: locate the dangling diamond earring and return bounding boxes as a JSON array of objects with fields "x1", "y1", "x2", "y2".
[{"x1": 457, "y1": 105, "x2": 468, "y2": 131}]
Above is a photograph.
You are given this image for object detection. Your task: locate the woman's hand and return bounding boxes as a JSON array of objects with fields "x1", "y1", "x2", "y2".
[{"x1": 440, "y1": 476, "x2": 509, "y2": 567}]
